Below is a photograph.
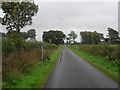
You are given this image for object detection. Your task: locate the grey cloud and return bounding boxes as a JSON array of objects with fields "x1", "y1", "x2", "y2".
[{"x1": 1, "y1": 2, "x2": 118, "y2": 42}]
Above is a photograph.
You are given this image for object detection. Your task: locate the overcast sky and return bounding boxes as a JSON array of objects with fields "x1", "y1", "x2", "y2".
[{"x1": 0, "y1": 0, "x2": 119, "y2": 42}]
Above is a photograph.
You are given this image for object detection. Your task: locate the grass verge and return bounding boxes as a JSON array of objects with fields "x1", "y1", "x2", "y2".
[
  {"x1": 68, "y1": 47, "x2": 119, "y2": 84},
  {"x1": 3, "y1": 46, "x2": 62, "y2": 88}
]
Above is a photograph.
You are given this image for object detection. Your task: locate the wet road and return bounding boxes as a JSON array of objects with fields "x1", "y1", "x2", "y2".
[{"x1": 44, "y1": 45, "x2": 119, "y2": 88}]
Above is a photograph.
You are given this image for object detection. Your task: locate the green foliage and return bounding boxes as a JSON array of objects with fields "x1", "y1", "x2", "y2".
[
  {"x1": 27, "y1": 29, "x2": 36, "y2": 41},
  {"x1": 80, "y1": 31, "x2": 104, "y2": 44},
  {"x1": 22, "y1": 41, "x2": 39, "y2": 51},
  {"x1": 107, "y1": 27, "x2": 119, "y2": 43},
  {"x1": 2, "y1": 35, "x2": 39, "y2": 53},
  {"x1": 68, "y1": 31, "x2": 77, "y2": 43},
  {"x1": 19, "y1": 29, "x2": 36, "y2": 40},
  {"x1": 44, "y1": 43, "x2": 58, "y2": 49},
  {"x1": 42, "y1": 30, "x2": 66, "y2": 45},
  {"x1": 3, "y1": 44, "x2": 61, "y2": 88},
  {"x1": 2, "y1": 32, "x2": 24, "y2": 53},
  {"x1": 2, "y1": 2, "x2": 38, "y2": 32},
  {"x1": 21, "y1": 32, "x2": 28, "y2": 40},
  {"x1": 66, "y1": 37, "x2": 70, "y2": 44},
  {"x1": 4, "y1": 70, "x2": 23, "y2": 85},
  {"x1": 2, "y1": 37, "x2": 59, "y2": 87},
  {"x1": 70, "y1": 44, "x2": 120, "y2": 66}
]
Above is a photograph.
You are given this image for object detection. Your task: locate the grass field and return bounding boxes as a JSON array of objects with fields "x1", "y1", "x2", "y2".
[{"x1": 68, "y1": 45, "x2": 119, "y2": 84}]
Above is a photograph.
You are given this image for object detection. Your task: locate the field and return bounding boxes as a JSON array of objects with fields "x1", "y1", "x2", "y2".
[
  {"x1": 2, "y1": 38, "x2": 62, "y2": 88},
  {"x1": 68, "y1": 44, "x2": 120, "y2": 84}
]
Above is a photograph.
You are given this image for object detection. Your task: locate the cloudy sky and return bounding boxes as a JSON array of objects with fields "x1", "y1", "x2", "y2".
[{"x1": 0, "y1": 0, "x2": 119, "y2": 42}]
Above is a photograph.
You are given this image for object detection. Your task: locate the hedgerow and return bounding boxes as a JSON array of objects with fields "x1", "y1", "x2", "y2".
[
  {"x1": 2, "y1": 33, "x2": 58, "y2": 86},
  {"x1": 70, "y1": 44, "x2": 120, "y2": 66}
]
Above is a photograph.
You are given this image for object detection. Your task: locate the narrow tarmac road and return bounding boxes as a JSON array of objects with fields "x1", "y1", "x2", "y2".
[{"x1": 44, "y1": 45, "x2": 119, "y2": 88}]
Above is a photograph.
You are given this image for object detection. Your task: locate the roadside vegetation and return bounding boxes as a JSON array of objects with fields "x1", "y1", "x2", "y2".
[
  {"x1": 2, "y1": 41, "x2": 62, "y2": 88},
  {"x1": 1, "y1": 2, "x2": 66, "y2": 88},
  {"x1": 2, "y1": 32, "x2": 62, "y2": 88},
  {"x1": 68, "y1": 44, "x2": 120, "y2": 84},
  {"x1": 2, "y1": 32, "x2": 63, "y2": 88}
]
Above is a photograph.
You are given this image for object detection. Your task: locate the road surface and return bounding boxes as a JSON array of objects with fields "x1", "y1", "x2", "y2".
[{"x1": 44, "y1": 45, "x2": 119, "y2": 88}]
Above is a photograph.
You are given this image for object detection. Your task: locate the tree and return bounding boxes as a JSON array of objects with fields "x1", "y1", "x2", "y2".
[
  {"x1": 107, "y1": 27, "x2": 119, "y2": 43},
  {"x1": 66, "y1": 37, "x2": 70, "y2": 44},
  {"x1": 1, "y1": 28, "x2": 36, "y2": 41},
  {"x1": 80, "y1": 31, "x2": 104, "y2": 44},
  {"x1": 42, "y1": 30, "x2": 66, "y2": 45},
  {"x1": 27, "y1": 29, "x2": 36, "y2": 41},
  {"x1": 1, "y1": 2, "x2": 38, "y2": 33},
  {"x1": 68, "y1": 31, "x2": 77, "y2": 43},
  {"x1": 21, "y1": 32, "x2": 28, "y2": 40}
]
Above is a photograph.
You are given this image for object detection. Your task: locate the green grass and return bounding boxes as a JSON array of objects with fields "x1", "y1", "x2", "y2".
[
  {"x1": 68, "y1": 46, "x2": 119, "y2": 84},
  {"x1": 109, "y1": 45, "x2": 119, "y2": 47},
  {"x1": 3, "y1": 46, "x2": 62, "y2": 88}
]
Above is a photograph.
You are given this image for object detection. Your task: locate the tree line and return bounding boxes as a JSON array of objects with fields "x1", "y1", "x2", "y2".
[
  {"x1": 0, "y1": 2, "x2": 119, "y2": 45},
  {"x1": 79, "y1": 28, "x2": 119, "y2": 44},
  {"x1": 1, "y1": 29, "x2": 36, "y2": 41},
  {"x1": 42, "y1": 27, "x2": 119, "y2": 45}
]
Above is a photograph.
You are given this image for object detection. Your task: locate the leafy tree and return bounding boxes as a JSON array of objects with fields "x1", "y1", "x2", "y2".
[
  {"x1": 4, "y1": 32, "x2": 24, "y2": 51},
  {"x1": 21, "y1": 32, "x2": 28, "y2": 40},
  {"x1": 66, "y1": 37, "x2": 70, "y2": 44},
  {"x1": 80, "y1": 31, "x2": 104, "y2": 44},
  {"x1": 1, "y1": 2, "x2": 38, "y2": 33},
  {"x1": 42, "y1": 30, "x2": 66, "y2": 45},
  {"x1": 27, "y1": 29, "x2": 36, "y2": 41},
  {"x1": 107, "y1": 27, "x2": 119, "y2": 43},
  {"x1": 1, "y1": 28, "x2": 36, "y2": 41},
  {"x1": 68, "y1": 31, "x2": 77, "y2": 43}
]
